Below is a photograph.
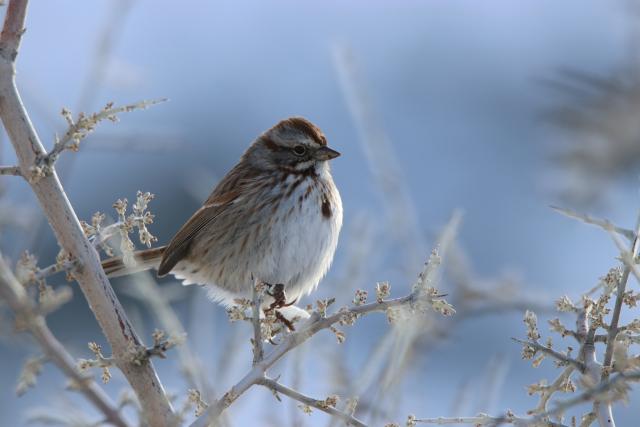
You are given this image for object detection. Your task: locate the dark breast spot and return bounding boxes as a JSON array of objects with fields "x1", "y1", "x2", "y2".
[{"x1": 321, "y1": 193, "x2": 332, "y2": 219}]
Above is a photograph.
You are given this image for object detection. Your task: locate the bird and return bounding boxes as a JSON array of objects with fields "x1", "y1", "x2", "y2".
[{"x1": 101, "y1": 117, "x2": 343, "y2": 316}]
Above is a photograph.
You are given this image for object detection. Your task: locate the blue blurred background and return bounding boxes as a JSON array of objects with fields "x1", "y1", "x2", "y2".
[{"x1": 1, "y1": 0, "x2": 640, "y2": 426}]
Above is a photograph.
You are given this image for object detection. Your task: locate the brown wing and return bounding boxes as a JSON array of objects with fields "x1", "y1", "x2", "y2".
[{"x1": 157, "y1": 188, "x2": 240, "y2": 276}]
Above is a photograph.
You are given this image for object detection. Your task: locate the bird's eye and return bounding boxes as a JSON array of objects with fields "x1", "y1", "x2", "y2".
[{"x1": 292, "y1": 145, "x2": 307, "y2": 156}]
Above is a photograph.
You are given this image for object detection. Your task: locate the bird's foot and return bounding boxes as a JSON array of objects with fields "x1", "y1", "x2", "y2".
[
  {"x1": 265, "y1": 283, "x2": 298, "y2": 310},
  {"x1": 262, "y1": 283, "x2": 298, "y2": 333}
]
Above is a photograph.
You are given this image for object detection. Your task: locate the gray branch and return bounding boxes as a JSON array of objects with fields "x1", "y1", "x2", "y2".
[
  {"x1": 512, "y1": 338, "x2": 586, "y2": 372},
  {"x1": 0, "y1": 165, "x2": 21, "y2": 176},
  {"x1": 0, "y1": 2, "x2": 175, "y2": 425},
  {"x1": 0, "y1": 255, "x2": 130, "y2": 427},
  {"x1": 258, "y1": 377, "x2": 367, "y2": 427}
]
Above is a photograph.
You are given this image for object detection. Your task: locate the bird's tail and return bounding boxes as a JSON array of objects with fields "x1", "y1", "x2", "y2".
[{"x1": 101, "y1": 246, "x2": 167, "y2": 278}]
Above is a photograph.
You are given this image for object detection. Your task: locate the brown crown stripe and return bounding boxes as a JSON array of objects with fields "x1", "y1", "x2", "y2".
[
  {"x1": 262, "y1": 136, "x2": 279, "y2": 151},
  {"x1": 275, "y1": 117, "x2": 327, "y2": 146}
]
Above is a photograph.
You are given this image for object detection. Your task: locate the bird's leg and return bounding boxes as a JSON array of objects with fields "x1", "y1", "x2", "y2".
[
  {"x1": 261, "y1": 283, "x2": 298, "y2": 332},
  {"x1": 265, "y1": 283, "x2": 298, "y2": 310}
]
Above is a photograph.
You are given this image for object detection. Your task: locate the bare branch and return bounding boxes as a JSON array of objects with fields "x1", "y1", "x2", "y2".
[
  {"x1": 251, "y1": 279, "x2": 264, "y2": 365},
  {"x1": 258, "y1": 377, "x2": 367, "y2": 427},
  {"x1": 606, "y1": 225, "x2": 640, "y2": 286},
  {"x1": 22, "y1": 210, "x2": 151, "y2": 285},
  {"x1": 78, "y1": 329, "x2": 181, "y2": 384},
  {"x1": 117, "y1": 273, "x2": 220, "y2": 409},
  {"x1": 0, "y1": 2, "x2": 175, "y2": 424},
  {"x1": 530, "y1": 372, "x2": 640, "y2": 425},
  {"x1": 0, "y1": 0, "x2": 28, "y2": 61},
  {"x1": 0, "y1": 255, "x2": 130, "y2": 427},
  {"x1": 551, "y1": 206, "x2": 635, "y2": 241},
  {"x1": 512, "y1": 338, "x2": 586, "y2": 372},
  {"x1": 580, "y1": 310, "x2": 611, "y2": 427},
  {"x1": 602, "y1": 212, "x2": 640, "y2": 379},
  {"x1": 592, "y1": 212, "x2": 640, "y2": 426},
  {"x1": 414, "y1": 413, "x2": 567, "y2": 426},
  {"x1": 43, "y1": 99, "x2": 167, "y2": 167},
  {"x1": 191, "y1": 240, "x2": 455, "y2": 427},
  {"x1": 0, "y1": 165, "x2": 20, "y2": 176}
]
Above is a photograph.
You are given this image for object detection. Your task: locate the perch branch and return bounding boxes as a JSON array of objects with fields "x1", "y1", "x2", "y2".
[
  {"x1": 190, "y1": 214, "x2": 457, "y2": 427},
  {"x1": 190, "y1": 294, "x2": 418, "y2": 426},
  {"x1": 251, "y1": 279, "x2": 264, "y2": 366}
]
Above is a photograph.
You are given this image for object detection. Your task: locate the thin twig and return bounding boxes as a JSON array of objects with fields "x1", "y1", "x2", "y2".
[
  {"x1": 511, "y1": 338, "x2": 585, "y2": 372},
  {"x1": 43, "y1": 99, "x2": 167, "y2": 166},
  {"x1": 0, "y1": 165, "x2": 21, "y2": 176},
  {"x1": 606, "y1": 224, "x2": 640, "y2": 287},
  {"x1": 258, "y1": 377, "x2": 367, "y2": 427},
  {"x1": 551, "y1": 206, "x2": 636, "y2": 242},
  {"x1": 414, "y1": 414, "x2": 567, "y2": 427}
]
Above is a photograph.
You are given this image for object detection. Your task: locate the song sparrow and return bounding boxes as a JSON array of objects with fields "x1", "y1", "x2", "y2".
[{"x1": 102, "y1": 117, "x2": 343, "y2": 312}]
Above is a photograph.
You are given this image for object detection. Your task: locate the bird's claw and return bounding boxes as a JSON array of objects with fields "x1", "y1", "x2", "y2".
[
  {"x1": 262, "y1": 283, "x2": 297, "y2": 332},
  {"x1": 265, "y1": 283, "x2": 298, "y2": 310}
]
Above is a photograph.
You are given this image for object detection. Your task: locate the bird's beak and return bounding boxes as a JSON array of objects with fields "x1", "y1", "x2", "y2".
[{"x1": 315, "y1": 146, "x2": 341, "y2": 160}]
